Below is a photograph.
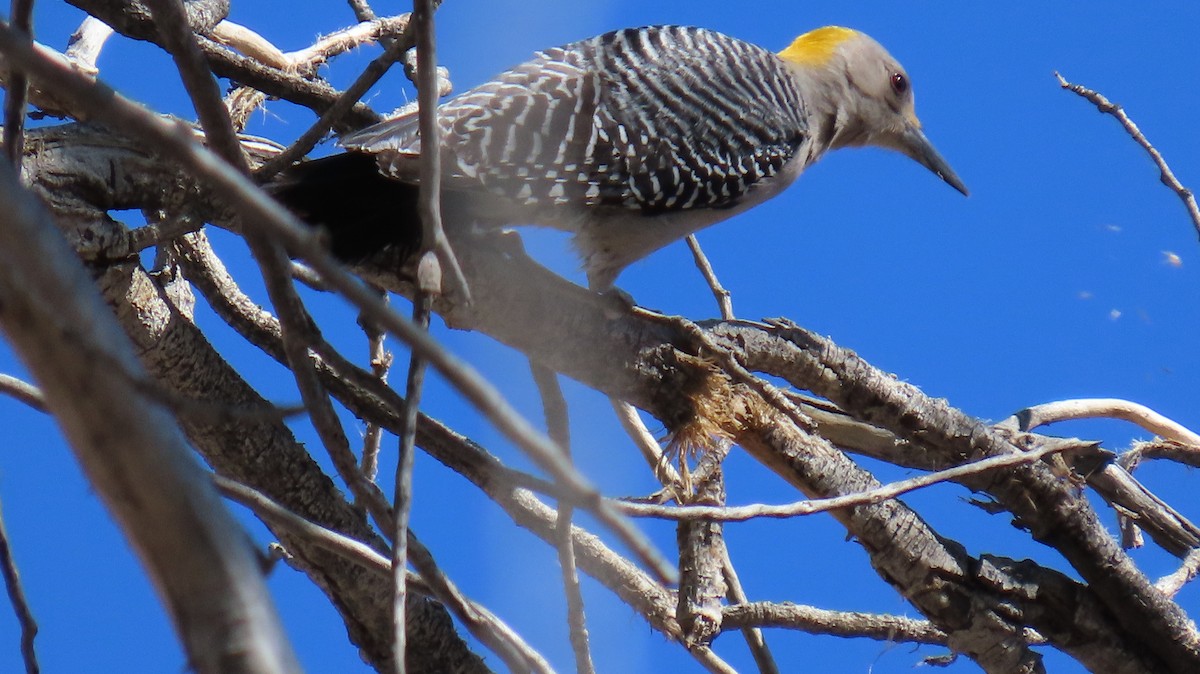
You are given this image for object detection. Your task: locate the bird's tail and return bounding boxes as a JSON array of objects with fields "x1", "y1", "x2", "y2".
[
  {"x1": 338, "y1": 111, "x2": 422, "y2": 155},
  {"x1": 269, "y1": 152, "x2": 423, "y2": 266}
]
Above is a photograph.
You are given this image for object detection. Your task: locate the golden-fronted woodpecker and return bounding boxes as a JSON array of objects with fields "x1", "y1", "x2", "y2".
[{"x1": 279, "y1": 25, "x2": 966, "y2": 290}]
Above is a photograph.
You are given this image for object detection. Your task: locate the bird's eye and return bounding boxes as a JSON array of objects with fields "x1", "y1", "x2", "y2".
[{"x1": 890, "y1": 72, "x2": 908, "y2": 95}]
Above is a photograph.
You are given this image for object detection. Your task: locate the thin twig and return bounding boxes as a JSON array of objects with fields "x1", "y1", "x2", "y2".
[
  {"x1": 1056, "y1": 71, "x2": 1200, "y2": 240},
  {"x1": 359, "y1": 417, "x2": 384, "y2": 487},
  {"x1": 0, "y1": 28, "x2": 672, "y2": 584},
  {"x1": 0, "y1": 495, "x2": 38, "y2": 674},
  {"x1": 144, "y1": 0, "x2": 248, "y2": 172},
  {"x1": 610, "y1": 399, "x2": 689, "y2": 500},
  {"x1": 389, "y1": 3, "x2": 453, "y2": 655},
  {"x1": 118, "y1": 209, "x2": 206, "y2": 257},
  {"x1": 1006, "y1": 397, "x2": 1200, "y2": 446},
  {"x1": 720, "y1": 546, "x2": 778, "y2": 674},
  {"x1": 348, "y1": 0, "x2": 378, "y2": 22},
  {"x1": 3, "y1": 0, "x2": 34, "y2": 165},
  {"x1": 215, "y1": 475, "x2": 553, "y2": 673},
  {"x1": 288, "y1": 15, "x2": 413, "y2": 66},
  {"x1": 209, "y1": 21, "x2": 288, "y2": 69},
  {"x1": 722, "y1": 602, "x2": 948, "y2": 645},
  {"x1": 685, "y1": 235, "x2": 733, "y2": 320},
  {"x1": 1122, "y1": 439, "x2": 1200, "y2": 472},
  {"x1": 0, "y1": 374, "x2": 46, "y2": 412},
  {"x1": 197, "y1": 34, "x2": 382, "y2": 130},
  {"x1": 174, "y1": 231, "x2": 566, "y2": 505},
  {"x1": 1157, "y1": 548, "x2": 1200, "y2": 598},
  {"x1": 411, "y1": 0, "x2": 470, "y2": 304},
  {"x1": 532, "y1": 363, "x2": 595, "y2": 674},
  {"x1": 1000, "y1": 402, "x2": 1200, "y2": 555},
  {"x1": 392, "y1": 257, "x2": 436, "y2": 674},
  {"x1": 258, "y1": 239, "x2": 395, "y2": 532},
  {"x1": 531, "y1": 364, "x2": 571, "y2": 451},
  {"x1": 648, "y1": 311, "x2": 817, "y2": 436},
  {"x1": 145, "y1": 0, "x2": 391, "y2": 538},
  {"x1": 255, "y1": 23, "x2": 413, "y2": 180},
  {"x1": 615, "y1": 436, "x2": 1085, "y2": 522},
  {"x1": 170, "y1": 237, "x2": 696, "y2": 671},
  {"x1": 692, "y1": 649, "x2": 739, "y2": 674},
  {"x1": 64, "y1": 16, "x2": 113, "y2": 75},
  {"x1": 360, "y1": 298, "x2": 392, "y2": 485},
  {"x1": 408, "y1": 529, "x2": 554, "y2": 673},
  {"x1": 216, "y1": 474, "x2": 391, "y2": 575}
]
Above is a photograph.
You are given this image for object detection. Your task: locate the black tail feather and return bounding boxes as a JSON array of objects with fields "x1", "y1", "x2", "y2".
[{"x1": 270, "y1": 152, "x2": 423, "y2": 265}]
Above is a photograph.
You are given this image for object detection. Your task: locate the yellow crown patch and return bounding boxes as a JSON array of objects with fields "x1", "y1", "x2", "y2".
[{"x1": 778, "y1": 26, "x2": 859, "y2": 66}]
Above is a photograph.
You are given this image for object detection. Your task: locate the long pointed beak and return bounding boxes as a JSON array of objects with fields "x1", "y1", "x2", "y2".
[{"x1": 900, "y1": 122, "x2": 968, "y2": 196}]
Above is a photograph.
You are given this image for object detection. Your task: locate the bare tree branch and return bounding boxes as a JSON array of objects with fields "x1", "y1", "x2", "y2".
[
  {"x1": 1055, "y1": 71, "x2": 1200, "y2": 240},
  {"x1": 412, "y1": 0, "x2": 470, "y2": 303},
  {"x1": 64, "y1": 16, "x2": 113, "y2": 74},
  {"x1": 616, "y1": 434, "x2": 1088, "y2": 522},
  {"x1": 360, "y1": 301, "x2": 391, "y2": 487},
  {"x1": 142, "y1": 0, "x2": 247, "y2": 171},
  {"x1": 255, "y1": 19, "x2": 414, "y2": 180},
  {"x1": 0, "y1": 494, "x2": 39, "y2": 674},
  {"x1": 532, "y1": 363, "x2": 596, "y2": 674},
  {"x1": 722, "y1": 602, "x2": 949, "y2": 645},
  {"x1": 1158, "y1": 548, "x2": 1200, "y2": 598},
  {"x1": 0, "y1": 25, "x2": 671, "y2": 583},
  {"x1": 1006, "y1": 397, "x2": 1200, "y2": 446},
  {"x1": 392, "y1": 276, "x2": 432, "y2": 674},
  {"x1": 1123, "y1": 439, "x2": 1200, "y2": 471},
  {"x1": 283, "y1": 15, "x2": 416, "y2": 68},
  {"x1": 3, "y1": 0, "x2": 34, "y2": 165},
  {"x1": 0, "y1": 134, "x2": 299, "y2": 674},
  {"x1": 728, "y1": 318, "x2": 1200, "y2": 672},
  {"x1": 686, "y1": 234, "x2": 734, "y2": 320},
  {"x1": 348, "y1": 0, "x2": 377, "y2": 22},
  {"x1": 17, "y1": 116, "x2": 485, "y2": 674},
  {"x1": 344, "y1": 219, "x2": 1164, "y2": 671},
  {"x1": 208, "y1": 21, "x2": 287, "y2": 69},
  {"x1": 0, "y1": 373, "x2": 46, "y2": 412},
  {"x1": 997, "y1": 406, "x2": 1200, "y2": 558},
  {"x1": 390, "y1": 5, "x2": 462, "y2": 665},
  {"x1": 676, "y1": 455, "x2": 728, "y2": 648},
  {"x1": 10, "y1": 8, "x2": 1198, "y2": 671},
  {"x1": 197, "y1": 34, "x2": 383, "y2": 130},
  {"x1": 215, "y1": 475, "x2": 553, "y2": 674},
  {"x1": 64, "y1": 0, "x2": 229, "y2": 43}
]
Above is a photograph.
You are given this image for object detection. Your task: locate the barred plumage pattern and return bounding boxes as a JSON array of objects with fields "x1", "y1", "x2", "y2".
[
  {"x1": 345, "y1": 26, "x2": 810, "y2": 217},
  {"x1": 289, "y1": 24, "x2": 966, "y2": 290}
]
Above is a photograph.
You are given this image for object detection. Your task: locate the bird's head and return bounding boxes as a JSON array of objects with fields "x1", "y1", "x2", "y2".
[{"x1": 779, "y1": 27, "x2": 967, "y2": 196}]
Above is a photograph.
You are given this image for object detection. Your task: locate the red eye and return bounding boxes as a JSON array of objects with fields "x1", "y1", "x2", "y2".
[{"x1": 891, "y1": 72, "x2": 908, "y2": 95}]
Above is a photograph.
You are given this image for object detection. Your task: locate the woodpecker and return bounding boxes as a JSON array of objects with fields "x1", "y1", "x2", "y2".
[{"x1": 279, "y1": 25, "x2": 966, "y2": 290}]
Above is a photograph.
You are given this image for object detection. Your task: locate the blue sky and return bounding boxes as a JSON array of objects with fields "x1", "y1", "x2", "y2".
[{"x1": 2, "y1": 1, "x2": 1199, "y2": 672}]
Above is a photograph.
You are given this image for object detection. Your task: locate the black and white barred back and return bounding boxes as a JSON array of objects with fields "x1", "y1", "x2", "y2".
[{"x1": 343, "y1": 26, "x2": 811, "y2": 218}]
